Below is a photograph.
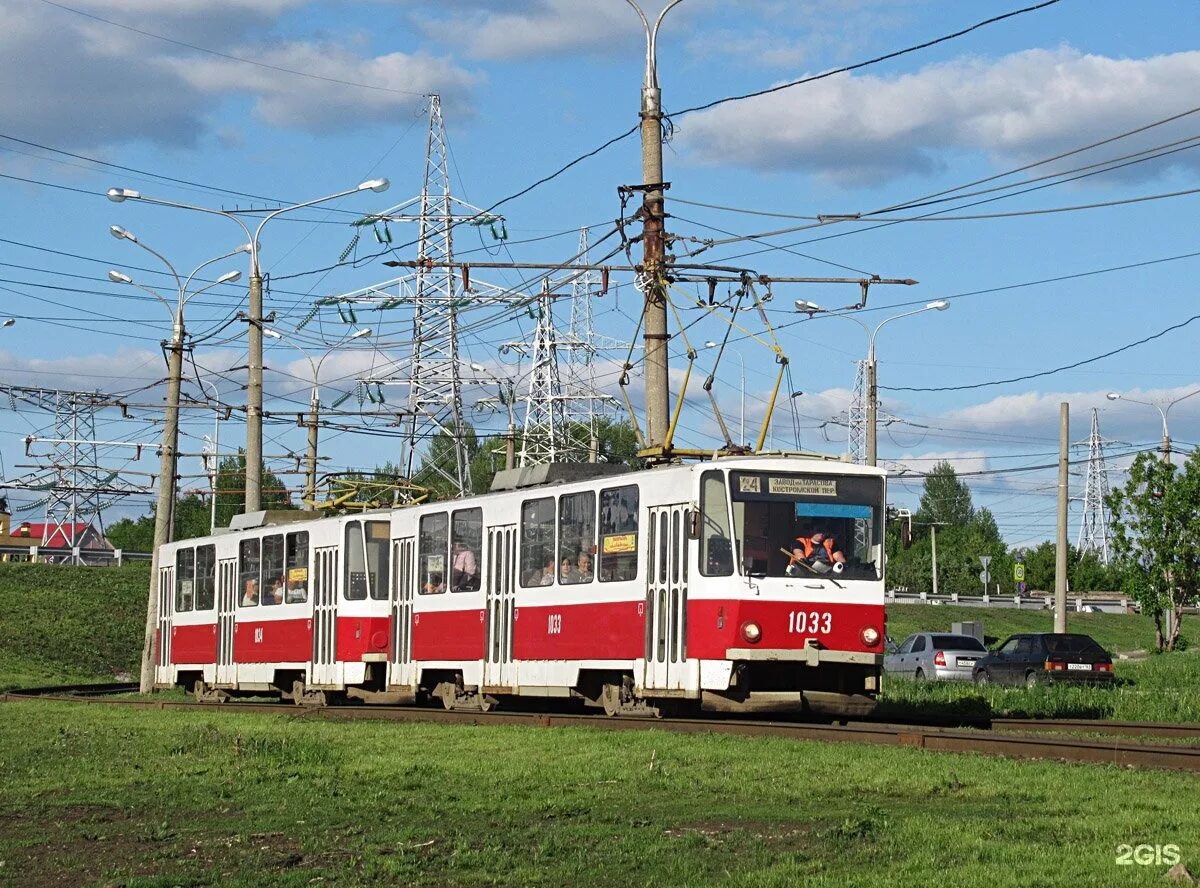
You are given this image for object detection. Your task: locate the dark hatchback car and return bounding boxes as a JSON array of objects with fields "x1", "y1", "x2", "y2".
[{"x1": 972, "y1": 633, "x2": 1115, "y2": 687}]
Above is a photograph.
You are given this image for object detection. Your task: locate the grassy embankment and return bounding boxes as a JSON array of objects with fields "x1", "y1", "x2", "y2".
[
  {"x1": 881, "y1": 602, "x2": 1200, "y2": 723},
  {"x1": 1, "y1": 699, "x2": 1196, "y2": 887},
  {"x1": 0, "y1": 561, "x2": 146, "y2": 690}
]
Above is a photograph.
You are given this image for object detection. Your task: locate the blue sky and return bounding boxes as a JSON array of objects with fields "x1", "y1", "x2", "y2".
[{"x1": 1, "y1": 0, "x2": 1199, "y2": 548}]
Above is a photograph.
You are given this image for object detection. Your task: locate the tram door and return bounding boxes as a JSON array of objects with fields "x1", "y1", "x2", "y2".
[
  {"x1": 644, "y1": 504, "x2": 689, "y2": 690},
  {"x1": 215, "y1": 558, "x2": 237, "y2": 685},
  {"x1": 389, "y1": 537, "x2": 416, "y2": 688},
  {"x1": 311, "y1": 545, "x2": 339, "y2": 686},
  {"x1": 157, "y1": 563, "x2": 174, "y2": 682},
  {"x1": 483, "y1": 524, "x2": 517, "y2": 689}
]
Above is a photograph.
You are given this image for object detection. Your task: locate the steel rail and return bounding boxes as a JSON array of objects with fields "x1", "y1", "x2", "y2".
[{"x1": 4, "y1": 688, "x2": 1200, "y2": 772}]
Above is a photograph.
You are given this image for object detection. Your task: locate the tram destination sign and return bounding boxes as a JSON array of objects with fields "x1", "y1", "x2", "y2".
[{"x1": 735, "y1": 473, "x2": 839, "y2": 498}]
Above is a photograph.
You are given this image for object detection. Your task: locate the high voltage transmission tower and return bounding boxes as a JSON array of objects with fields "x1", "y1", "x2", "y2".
[
  {"x1": 847, "y1": 360, "x2": 867, "y2": 465},
  {"x1": 1076, "y1": 407, "x2": 1113, "y2": 564},
  {"x1": 516, "y1": 281, "x2": 567, "y2": 466}
]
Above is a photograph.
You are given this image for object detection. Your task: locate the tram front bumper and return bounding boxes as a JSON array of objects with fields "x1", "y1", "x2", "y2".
[{"x1": 725, "y1": 646, "x2": 884, "y2": 668}]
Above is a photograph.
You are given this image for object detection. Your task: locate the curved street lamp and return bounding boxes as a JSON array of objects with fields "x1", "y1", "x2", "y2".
[
  {"x1": 1106, "y1": 388, "x2": 1200, "y2": 463},
  {"x1": 107, "y1": 178, "x2": 389, "y2": 512}
]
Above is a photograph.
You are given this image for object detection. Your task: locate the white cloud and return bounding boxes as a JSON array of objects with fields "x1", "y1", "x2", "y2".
[{"x1": 677, "y1": 47, "x2": 1200, "y2": 185}]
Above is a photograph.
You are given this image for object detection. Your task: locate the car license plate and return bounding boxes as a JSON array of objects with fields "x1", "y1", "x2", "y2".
[
  {"x1": 957, "y1": 658, "x2": 977, "y2": 667},
  {"x1": 1067, "y1": 663, "x2": 1092, "y2": 671}
]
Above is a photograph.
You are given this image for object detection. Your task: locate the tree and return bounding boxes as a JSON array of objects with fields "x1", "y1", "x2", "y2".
[
  {"x1": 212, "y1": 451, "x2": 294, "y2": 530},
  {"x1": 1108, "y1": 450, "x2": 1200, "y2": 651},
  {"x1": 915, "y1": 460, "x2": 975, "y2": 527}
]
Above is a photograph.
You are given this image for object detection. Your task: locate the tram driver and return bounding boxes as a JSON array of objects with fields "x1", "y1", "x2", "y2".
[{"x1": 788, "y1": 523, "x2": 846, "y2": 576}]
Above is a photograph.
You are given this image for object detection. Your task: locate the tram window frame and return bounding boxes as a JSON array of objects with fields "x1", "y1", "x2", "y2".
[
  {"x1": 598, "y1": 484, "x2": 639, "y2": 583},
  {"x1": 261, "y1": 534, "x2": 285, "y2": 606},
  {"x1": 699, "y1": 470, "x2": 734, "y2": 577},
  {"x1": 344, "y1": 521, "x2": 368, "y2": 601},
  {"x1": 520, "y1": 497, "x2": 556, "y2": 588},
  {"x1": 285, "y1": 531, "x2": 309, "y2": 603},
  {"x1": 558, "y1": 490, "x2": 596, "y2": 586},
  {"x1": 175, "y1": 547, "x2": 195, "y2": 612},
  {"x1": 418, "y1": 512, "x2": 449, "y2": 595},
  {"x1": 450, "y1": 508, "x2": 483, "y2": 593},
  {"x1": 238, "y1": 538, "x2": 260, "y2": 607},
  {"x1": 195, "y1": 544, "x2": 216, "y2": 611},
  {"x1": 365, "y1": 520, "x2": 390, "y2": 601}
]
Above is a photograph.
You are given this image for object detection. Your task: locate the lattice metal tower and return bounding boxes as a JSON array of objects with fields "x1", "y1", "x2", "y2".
[
  {"x1": 400, "y1": 95, "x2": 471, "y2": 496},
  {"x1": 848, "y1": 360, "x2": 867, "y2": 465},
  {"x1": 42, "y1": 392, "x2": 106, "y2": 562},
  {"x1": 1077, "y1": 407, "x2": 1113, "y2": 563},
  {"x1": 559, "y1": 227, "x2": 620, "y2": 461},
  {"x1": 518, "y1": 281, "x2": 567, "y2": 466}
]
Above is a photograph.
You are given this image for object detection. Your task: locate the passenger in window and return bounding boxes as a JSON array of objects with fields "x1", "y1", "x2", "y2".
[
  {"x1": 268, "y1": 577, "x2": 286, "y2": 605},
  {"x1": 559, "y1": 557, "x2": 574, "y2": 583},
  {"x1": 241, "y1": 580, "x2": 259, "y2": 606},
  {"x1": 575, "y1": 552, "x2": 593, "y2": 582},
  {"x1": 423, "y1": 572, "x2": 445, "y2": 594},
  {"x1": 451, "y1": 541, "x2": 478, "y2": 592},
  {"x1": 286, "y1": 579, "x2": 307, "y2": 603}
]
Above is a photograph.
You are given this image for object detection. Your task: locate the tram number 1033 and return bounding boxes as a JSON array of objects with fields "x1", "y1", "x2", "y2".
[{"x1": 787, "y1": 610, "x2": 832, "y2": 634}]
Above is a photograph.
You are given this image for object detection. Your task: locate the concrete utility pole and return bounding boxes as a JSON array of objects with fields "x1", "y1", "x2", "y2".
[
  {"x1": 263, "y1": 327, "x2": 374, "y2": 509},
  {"x1": 625, "y1": 0, "x2": 684, "y2": 451},
  {"x1": 107, "y1": 179, "x2": 389, "y2": 513},
  {"x1": 931, "y1": 523, "x2": 940, "y2": 597},
  {"x1": 1055, "y1": 401, "x2": 1069, "y2": 633},
  {"x1": 108, "y1": 229, "x2": 244, "y2": 693}
]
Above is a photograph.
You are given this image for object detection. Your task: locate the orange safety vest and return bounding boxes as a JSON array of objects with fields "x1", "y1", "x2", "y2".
[{"x1": 794, "y1": 536, "x2": 836, "y2": 561}]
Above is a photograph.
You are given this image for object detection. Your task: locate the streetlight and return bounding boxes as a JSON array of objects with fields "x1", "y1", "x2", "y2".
[
  {"x1": 703, "y1": 341, "x2": 745, "y2": 446},
  {"x1": 797, "y1": 299, "x2": 950, "y2": 465},
  {"x1": 109, "y1": 229, "x2": 245, "y2": 694},
  {"x1": 1, "y1": 318, "x2": 14, "y2": 328},
  {"x1": 262, "y1": 326, "x2": 373, "y2": 509},
  {"x1": 107, "y1": 178, "x2": 390, "y2": 513},
  {"x1": 471, "y1": 362, "x2": 520, "y2": 471},
  {"x1": 1106, "y1": 388, "x2": 1200, "y2": 463}
]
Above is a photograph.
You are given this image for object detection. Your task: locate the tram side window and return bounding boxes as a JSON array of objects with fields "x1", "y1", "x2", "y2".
[
  {"x1": 239, "y1": 539, "x2": 260, "y2": 607},
  {"x1": 520, "y1": 498, "x2": 555, "y2": 587},
  {"x1": 700, "y1": 471, "x2": 734, "y2": 576},
  {"x1": 175, "y1": 548, "x2": 195, "y2": 612},
  {"x1": 261, "y1": 534, "x2": 285, "y2": 605},
  {"x1": 450, "y1": 508, "x2": 483, "y2": 592},
  {"x1": 366, "y1": 521, "x2": 390, "y2": 600},
  {"x1": 599, "y1": 485, "x2": 639, "y2": 582},
  {"x1": 345, "y1": 522, "x2": 367, "y2": 600},
  {"x1": 418, "y1": 513, "x2": 448, "y2": 594},
  {"x1": 195, "y1": 545, "x2": 216, "y2": 611},
  {"x1": 558, "y1": 491, "x2": 595, "y2": 585},
  {"x1": 285, "y1": 532, "x2": 309, "y2": 603}
]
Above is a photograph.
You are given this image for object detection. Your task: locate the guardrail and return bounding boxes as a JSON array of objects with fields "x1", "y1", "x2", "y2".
[
  {"x1": 0, "y1": 544, "x2": 153, "y2": 566},
  {"x1": 886, "y1": 588, "x2": 1133, "y2": 613}
]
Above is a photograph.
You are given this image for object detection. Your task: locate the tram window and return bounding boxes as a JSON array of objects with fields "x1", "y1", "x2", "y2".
[
  {"x1": 671, "y1": 510, "x2": 680, "y2": 584},
  {"x1": 195, "y1": 545, "x2": 216, "y2": 611},
  {"x1": 344, "y1": 522, "x2": 367, "y2": 600},
  {"x1": 418, "y1": 513, "x2": 448, "y2": 594},
  {"x1": 261, "y1": 534, "x2": 285, "y2": 606},
  {"x1": 450, "y1": 508, "x2": 482, "y2": 592},
  {"x1": 700, "y1": 471, "x2": 734, "y2": 576},
  {"x1": 238, "y1": 539, "x2": 260, "y2": 607},
  {"x1": 598, "y1": 485, "x2": 639, "y2": 582},
  {"x1": 175, "y1": 548, "x2": 195, "y2": 612},
  {"x1": 285, "y1": 532, "x2": 309, "y2": 603},
  {"x1": 558, "y1": 491, "x2": 595, "y2": 585},
  {"x1": 366, "y1": 521, "x2": 390, "y2": 600},
  {"x1": 520, "y1": 497, "x2": 555, "y2": 587}
]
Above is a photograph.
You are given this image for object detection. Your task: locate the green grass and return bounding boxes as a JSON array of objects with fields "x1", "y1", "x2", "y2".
[
  {"x1": 0, "y1": 561, "x2": 148, "y2": 690},
  {"x1": 0, "y1": 699, "x2": 1194, "y2": 887},
  {"x1": 879, "y1": 651, "x2": 1200, "y2": 724},
  {"x1": 886, "y1": 602, "x2": 1193, "y2": 654}
]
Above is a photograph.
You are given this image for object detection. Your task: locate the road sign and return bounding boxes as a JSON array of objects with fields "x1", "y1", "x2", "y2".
[
  {"x1": 1014, "y1": 563, "x2": 1026, "y2": 582},
  {"x1": 979, "y1": 570, "x2": 990, "y2": 585},
  {"x1": 979, "y1": 555, "x2": 992, "y2": 569}
]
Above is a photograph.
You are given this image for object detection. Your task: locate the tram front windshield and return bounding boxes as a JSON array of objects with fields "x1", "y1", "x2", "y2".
[{"x1": 728, "y1": 471, "x2": 883, "y2": 580}]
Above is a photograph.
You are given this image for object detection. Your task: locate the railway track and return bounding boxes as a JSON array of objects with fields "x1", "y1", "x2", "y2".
[{"x1": 5, "y1": 683, "x2": 1200, "y2": 772}]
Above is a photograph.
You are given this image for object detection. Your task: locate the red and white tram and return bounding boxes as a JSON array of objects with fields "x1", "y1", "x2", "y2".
[{"x1": 155, "y1": 455, "x2": 888, "y2": 717}]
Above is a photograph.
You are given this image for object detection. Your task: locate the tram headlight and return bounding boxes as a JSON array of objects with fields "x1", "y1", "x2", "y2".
[
  {"x1": 740, "y1": 621, "x2": 762, "y2": 644},
  {"x1": 860, "y1": 626, "x2": 880, "y2": 647}
]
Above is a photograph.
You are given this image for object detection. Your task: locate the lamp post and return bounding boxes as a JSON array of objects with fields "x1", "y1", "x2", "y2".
[
  {"x1": 703, "y1": 340, "x2": 745, "y2": 446},
  {"x1": 472, "y1": 363, "x2": 520, "y2": 471},
  {"x1": 797, "y1": 299, "x2": 950, "y2": 466},
  {"x1": 2, "y1": 318, "x2": 14, "y2": 328},
  {"x1": 108, "y1": 229, "x2": 245, "y2": 695},
  {"x1": 261, "y1": 327, "x2": 373, "y2": 509},
  {"x1": 107, "y1": 179, "x2": 389, "y2": 513},
  {"x1": 1106, "y1": 389, "x2": 1200, "y2": 464}
]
